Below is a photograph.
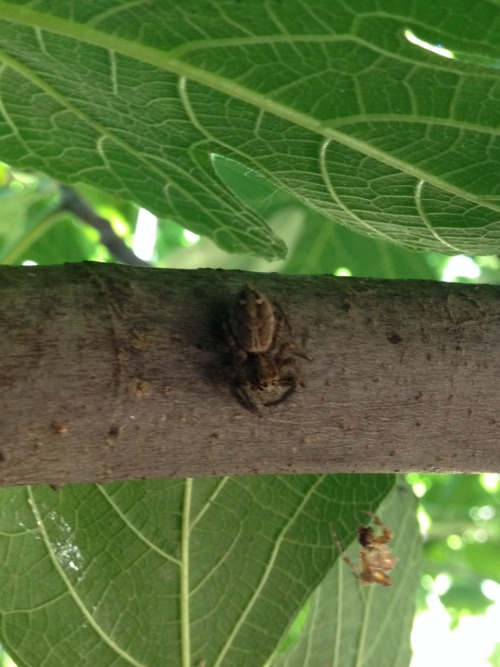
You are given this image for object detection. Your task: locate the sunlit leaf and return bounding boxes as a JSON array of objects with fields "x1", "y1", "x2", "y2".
[{"x1": 1, "y1": 2, "x2": 500, "y2": 258}]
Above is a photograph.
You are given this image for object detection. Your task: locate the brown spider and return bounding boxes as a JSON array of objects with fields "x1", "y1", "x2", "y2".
[
  {"x1": 224, "y1": 285, "x2": 307, "y2": 412},
  {"x1": 333, "y1": 512, "x2": 397, "y2": 587}
]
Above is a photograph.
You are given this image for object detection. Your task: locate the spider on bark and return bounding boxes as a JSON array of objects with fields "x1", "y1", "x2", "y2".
[{"x1": 224, "y1": 284, "x2": 308, "y2": 412}]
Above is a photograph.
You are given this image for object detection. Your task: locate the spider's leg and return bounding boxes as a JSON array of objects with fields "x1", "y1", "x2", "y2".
[
  {"x1": 333, "y1": 531, "x2": 362, "y2": 578},
  {"x1": 362, "y1": 511, "x2": 393, "y2": 543}
]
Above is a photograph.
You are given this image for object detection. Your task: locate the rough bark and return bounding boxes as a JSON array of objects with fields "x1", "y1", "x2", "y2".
[{"x1": 1, "y1": 261, "x2": 499, "y2": 486}]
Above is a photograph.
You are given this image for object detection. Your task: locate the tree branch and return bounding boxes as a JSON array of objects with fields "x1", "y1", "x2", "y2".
[
  {"x1": 58, "y1": 185, "x2": 150, "y2": 267},
  {"x1": 0, "y1": 262, "x2": 498, "y2": 486}
]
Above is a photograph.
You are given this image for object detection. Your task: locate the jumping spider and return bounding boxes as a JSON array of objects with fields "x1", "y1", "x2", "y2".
[
  {"x1": 333, "y1": 512, "x2": 397, "y2": 587},
  {"x1": 225, "y1": 284, "x2": 307, "y2": 412}
]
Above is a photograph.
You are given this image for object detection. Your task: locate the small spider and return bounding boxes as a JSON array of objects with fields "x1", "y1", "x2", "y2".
[
  {"x1": 224, "y1": 285, "x2": 307, "y2": 412},
  {"x1": 333, "y1": 512, "x2": 397, "y2": 587}
]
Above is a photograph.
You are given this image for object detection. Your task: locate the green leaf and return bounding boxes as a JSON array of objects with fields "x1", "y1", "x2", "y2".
[
  {"x1": 212, "y1": 155, "x2": 443, "y2": 279},
  {"x1": 1, "y1": 1, "x2": 500, "y2": 258},
  {"x1": 269, "y1": 481, "x2": 420, "y2": 667},
  {"x1": 0, "y1": 475, "x2": 395, "y2": 667}
]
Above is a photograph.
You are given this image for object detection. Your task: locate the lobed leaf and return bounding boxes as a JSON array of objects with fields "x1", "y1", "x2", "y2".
[{"x1": 0, "y1": 1, "x2": 499, "y2": 257}]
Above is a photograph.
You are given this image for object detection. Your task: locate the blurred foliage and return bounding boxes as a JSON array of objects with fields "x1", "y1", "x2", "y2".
[{"x1": 409, "y1": 473, "x2": 500, "y2": 621}]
